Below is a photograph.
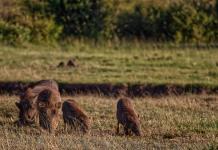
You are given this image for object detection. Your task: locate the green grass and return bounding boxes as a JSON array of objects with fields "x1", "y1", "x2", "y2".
[
  {"x1": 0, "y1": 95, "x2": 217, "y2": 149},
  {"x1": 1, "y1": 43, "x2": 218, "y2": 85}
]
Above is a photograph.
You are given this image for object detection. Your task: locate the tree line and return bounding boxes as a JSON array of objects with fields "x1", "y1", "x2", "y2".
[{"x1": 0, "y1": 0, "x2": 218, "y2": 44}]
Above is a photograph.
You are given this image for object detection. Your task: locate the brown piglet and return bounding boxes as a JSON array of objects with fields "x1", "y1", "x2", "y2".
[
  {"x1": 62, "y1": 99, "x2": 91, "y2": 133},
  {"x1": 116, "y1": 97, "x2": 142, "y2": 136}
]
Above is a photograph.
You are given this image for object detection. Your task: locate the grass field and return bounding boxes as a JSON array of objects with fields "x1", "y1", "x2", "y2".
[
  {"x1": 0, "y1": 43, "x2": 217, "y2": 149},
  {"x1": 0, "y1": 95, "x2": 217, "y2": 149},
  {"x1": 1, "y1": 43, "x2": 218, "y2": 85}
]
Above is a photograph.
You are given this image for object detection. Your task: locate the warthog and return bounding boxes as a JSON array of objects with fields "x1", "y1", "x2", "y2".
[
  {"x1": 62, "y1": 99, "x2": 91, "y2": 133},
  {"x1": 15, "y1": 80, "x2": 59, "y2": 127},
  {"x1": 116, "y1": 97, "x2": 142, "y2": 136},
  {"x1": 36, "y1": 88, "x2": 62, "y2": 132}
]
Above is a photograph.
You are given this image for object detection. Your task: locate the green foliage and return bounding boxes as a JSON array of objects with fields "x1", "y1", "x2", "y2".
[
  {"x1": 49, "y1": 0, "x2": 115, "y2": 39},
  {"x1": 116, "y1": 0, "x2": 218, "y2": 43},
  {"x1": 0, "y1": 0, "x2": 62, "y2": 44},
  {"x1": 0, "y1": 20, "x2": 30, "y2": 45},
  {"x1": 116, "y1": 4, "x2": 148, "y2": 39},
  {"x1": 163, "y1": 0, "x2": 218, "y2": 43},
  {"x1": 1, "y1": 0, "x2": 218, "y2": 44},
  {"x1": 0, "y1": 0, "x2": 28, "y2": 45},
  {"x1": 22, "y1": 0, "x2": 63, "y2": 42}
]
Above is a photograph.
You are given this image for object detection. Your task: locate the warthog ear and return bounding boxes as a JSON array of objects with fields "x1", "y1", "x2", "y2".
[
  {"x1": 55, "y1": 102, "x2": 62, "y2": 109},
  {"x1": 15, "y1": 102, "x2": 21, "y2": 109}
]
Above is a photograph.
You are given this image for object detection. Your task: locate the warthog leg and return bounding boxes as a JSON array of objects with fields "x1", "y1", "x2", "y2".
[
  {"x1": 116, "y1": 122, "x2": 119, "y2": 134},
  {"x1": 124, "y1": 126, "x2": 130, "y2": 135}
]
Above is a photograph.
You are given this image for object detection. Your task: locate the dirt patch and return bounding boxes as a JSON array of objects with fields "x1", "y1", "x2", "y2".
[
  {"x1": 57, "y1": 59, "x2": 78, "y2": 68},
  {"x1": 0, "y1": 81, "x2": 217, "y2": 97},
  {"x1": 67, "y1": 59, "x2": 77, "y2": 67},
  {"x1": 57, "y1": 61, "x2": 65, "y2": 68}
]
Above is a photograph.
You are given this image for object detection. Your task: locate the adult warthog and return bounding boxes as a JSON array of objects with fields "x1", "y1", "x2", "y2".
[{"x1": 15, "y1": 80, "x2": 61, "y2": 132}]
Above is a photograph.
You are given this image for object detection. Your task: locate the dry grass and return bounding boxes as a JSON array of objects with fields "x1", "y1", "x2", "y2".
[{"x1": 0, "y1": 95, "x2": 217, "y2": 149}]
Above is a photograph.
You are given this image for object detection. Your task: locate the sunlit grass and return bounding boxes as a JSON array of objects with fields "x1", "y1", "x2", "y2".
[
  {"x1": 0, "y1": 95, "x2": 217, "y2": 149},
  {"x1": 0, "y1": 43, "x2": 218, "y2": 85}
]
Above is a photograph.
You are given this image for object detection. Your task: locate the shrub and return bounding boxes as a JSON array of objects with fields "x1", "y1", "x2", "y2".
[
  {"x1": 0, "y1": 20, "x2": 30, "y2": 45},
  {"x1": 0, "y1": 0, "x2": 29, "y2": 44},
  {"x1": 49, "y1": 0, "x2": 115, "y2": 39},
  {"x1": 1, "y1": 0, "x2": 218, "y2": 44},
  {"x1": 116, "y1": 4, "x2": 147, "y2": 39},
  {"x1": 116, "y1": 0, "x2": 218, "y2": 43},
  {"x1": 0, "y1": 0, "x2": 62, "y2": 44},
  {"x1": 23, "y1": 0, "x2": 62, "y2": 42}
]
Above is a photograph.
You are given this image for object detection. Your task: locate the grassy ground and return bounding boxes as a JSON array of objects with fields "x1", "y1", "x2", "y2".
[
  {"x1": 1, "y1": 43, "x2": 218, "y2": 85},
  {"x1": 0, "y1": 95, "x2": 217, "y2": 149}
]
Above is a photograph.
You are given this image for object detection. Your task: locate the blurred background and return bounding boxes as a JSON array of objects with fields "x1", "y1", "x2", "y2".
[{"x1": 0, "y1": 0, "x2": 218, "y2": 45}]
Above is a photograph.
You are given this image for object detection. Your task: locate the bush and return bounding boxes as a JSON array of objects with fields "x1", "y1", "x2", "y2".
[
  {"x1": 49, "y1": 0, "x2": 115, "y2": 39},
  {"x1": 116, "y1": 0, "x2": 218, "y2": 43},
  {"x1": 116, "y1": 4, "x2": 147, "y2": 39},
  {"x1": 0, "y1": 0, "x2": 28, "y2": 44},
  {"x1": 0, "y1": 20, "x2": 30, "y2": 45},
  {"x1": 0, "y1": 0, "x2": 62, "y2": 44},
  {"x1": 1, "y1": 0, "x2": 218, "y2": 44},
  {"x1": 23, "y1": 0, "x2": 62, "y2": 42},
  {"x1": 164, "y1": 0, "x2": 217, "y2": 43}
]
